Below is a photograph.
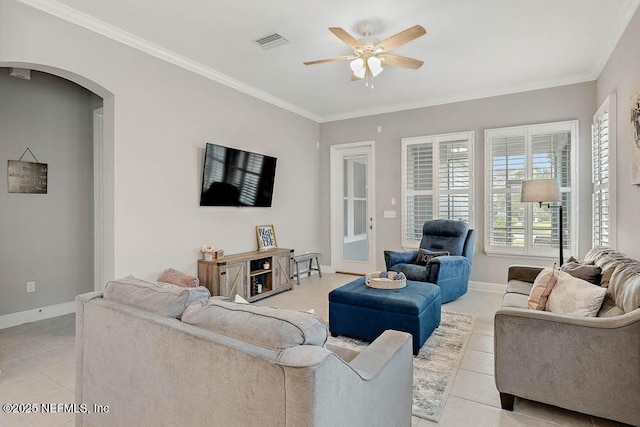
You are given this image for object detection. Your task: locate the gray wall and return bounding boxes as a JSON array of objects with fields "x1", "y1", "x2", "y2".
[
  {"x1": 320, "y1": 82, "x2": 596, "y2": 284},
  {"x1": 1, "y1": 1, "x2": 321, "y2": 294},
  {"x1": 596, "y1": 6, "x2": 640, "y2": 260},
  {"x1": 0, "y1": 69, "x2": 94, "y2": 315}
]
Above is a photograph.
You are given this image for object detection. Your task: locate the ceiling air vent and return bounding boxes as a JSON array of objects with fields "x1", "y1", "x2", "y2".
[{"x1": 254, "y1": 33, "x2": 289, "y2": 49}]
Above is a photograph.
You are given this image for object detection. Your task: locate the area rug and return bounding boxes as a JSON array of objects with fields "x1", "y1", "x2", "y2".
[{"x1": 326, "y1": 310, "x2": 475, "y2": 422}]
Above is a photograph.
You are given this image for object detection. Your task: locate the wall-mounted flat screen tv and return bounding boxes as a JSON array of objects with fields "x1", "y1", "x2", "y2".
[{"x1": 200, "y1": 143, "x2": 277, "y2": 207}]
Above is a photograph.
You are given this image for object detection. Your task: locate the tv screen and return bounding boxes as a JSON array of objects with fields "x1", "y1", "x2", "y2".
[{"x1": 200, "y1": 143, "x2": 277, "y2": 207}]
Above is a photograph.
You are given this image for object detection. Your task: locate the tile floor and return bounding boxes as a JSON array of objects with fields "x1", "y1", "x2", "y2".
[{"x1": 0, "y1": 273, "x2": 629, "y2": 427}]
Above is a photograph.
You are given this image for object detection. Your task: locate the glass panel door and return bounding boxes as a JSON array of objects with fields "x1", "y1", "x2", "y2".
[{"x1": 342, "y1": 155, "x2": 368, "y2": 262}]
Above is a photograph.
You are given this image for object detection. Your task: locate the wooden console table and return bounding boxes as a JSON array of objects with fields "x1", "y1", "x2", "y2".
[{"x1": 198, "y1": 248, "x2": 294, "y2": 302}]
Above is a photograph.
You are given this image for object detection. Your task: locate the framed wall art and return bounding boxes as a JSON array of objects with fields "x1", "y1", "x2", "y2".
[{"x1": 256, "y1": 225, "x2": 277, "y2": 251}]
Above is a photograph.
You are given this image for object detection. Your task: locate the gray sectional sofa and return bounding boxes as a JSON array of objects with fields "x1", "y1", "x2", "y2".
[
  {"x1": 494, "y1": 247, "x2": 640, "y2": 426},
  {"x1": 75, "y1": 276, "x2": 414, "y2": 426}
]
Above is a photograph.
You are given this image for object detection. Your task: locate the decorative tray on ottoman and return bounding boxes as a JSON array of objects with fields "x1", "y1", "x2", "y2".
[{"x1": 365, "y1": 271, "x2": 406, "y2": 289}]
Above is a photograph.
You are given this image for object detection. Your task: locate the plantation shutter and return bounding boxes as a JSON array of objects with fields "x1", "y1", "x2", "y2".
[
  {"x1": 487, "y1": 133, "x2": 525, "y2": 248},
  {"x1": 438, "y1": 140, "x2": 471, "y2": 223},
  {"x1": 404, "y1": 142, "x2": 434, "y2": 242},
  {"x1": 531, "y1": 130, "x2": 572, "y2": 251},
  {"x1": 592, "y1": 95, "x2": 616, "y2": 247},
  {"x1": 402, "y1": 132, "x2": 473, "y2": 246},
  {"x1": 485, "y1": 121, "x2": 577, "y2": 257}
]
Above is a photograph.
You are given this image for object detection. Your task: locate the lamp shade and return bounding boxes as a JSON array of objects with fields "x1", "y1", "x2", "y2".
[
  {"x1": 350, "y1": 58, "x2": 365, "y2": 78},
  {"x1": 520, "y1": 179, "x2": 561, "y2": 203}
]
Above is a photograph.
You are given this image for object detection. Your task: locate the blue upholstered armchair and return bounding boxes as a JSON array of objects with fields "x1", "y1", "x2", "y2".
[{"x1": 384, "y1": 219, "x2": 475, "y2": 303}]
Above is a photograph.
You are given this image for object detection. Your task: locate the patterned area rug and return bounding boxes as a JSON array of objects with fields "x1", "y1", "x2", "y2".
[{"x1": 326, "y1": 311, "x2": 475, "y2": 422}]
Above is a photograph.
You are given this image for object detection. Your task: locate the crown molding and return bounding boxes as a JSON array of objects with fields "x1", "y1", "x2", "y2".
[
  {"x1": 16, "y1": 0, "x2": 322, "y2": 123},
  {"x1": 15, "y1": 0, "x2": 639, "y2": 124},
  {"x1": 591, "y1": 0, "x2": 640, "y2": 79},
  {"x1": 319, "y1": 73, "x2": 597, "y2": 123}
]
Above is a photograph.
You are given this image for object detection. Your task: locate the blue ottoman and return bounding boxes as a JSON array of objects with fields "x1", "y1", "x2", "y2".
[{"x1": 329, "y1": 277, "x2": 441, "y2": 355}]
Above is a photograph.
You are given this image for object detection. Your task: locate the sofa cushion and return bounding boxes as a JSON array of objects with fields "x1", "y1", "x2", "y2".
[
  {"x1": 182, "y1": 299, "x2": 328, "y2": 350},
  {"x1": 506, "y1": 280, "x2": 534, "y2": 296},
  {"x1": 608, "y1": 265, "x2": 640, "y2": 313},
  {"x1": 546, "y1": 271, "x2": 607, "y2": 317},
  {"x1": 104, "y1": 276, "x2": 210, "y2": 318},
  {"x1": 560, "y1": 262, "x2": 602, "y2": 286},
  {"x1": 158, "y1": 268, "x2": 200, "y2": 287},
  {"x1": 597, "y1": 294, "x2": 625, "y2": 317},
  {"x1": 414, "y1": 249, "x2": 449, "y2": 266},
  {"x1": 390, "y1": 263, "x2": 427, "y2": 282},
  {"x1": 528, "y1": 267, "x2": 558, "y2": 310},
  {"x1": 502, "y1": 292, "x2": 529, "y2": 309}
]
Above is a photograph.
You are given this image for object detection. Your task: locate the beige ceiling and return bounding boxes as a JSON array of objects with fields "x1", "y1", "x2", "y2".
[{"x1": 20, "y1": 0, "x2": 640, "y2": 122}]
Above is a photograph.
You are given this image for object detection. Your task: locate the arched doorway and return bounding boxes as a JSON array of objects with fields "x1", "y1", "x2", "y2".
[{"x1": 0, "y1": 62, "x2": 115, "y2": 291}]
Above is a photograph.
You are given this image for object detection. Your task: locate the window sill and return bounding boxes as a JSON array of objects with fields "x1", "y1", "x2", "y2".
[{"x1": 483, "y1": 250, "x2": 568, "y2": 261}]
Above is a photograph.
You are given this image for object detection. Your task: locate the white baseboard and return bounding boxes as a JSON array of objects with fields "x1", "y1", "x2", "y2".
[
  {"x1": 469, "y1": 281, "x2": 506, "y2": 294},
  {"x1": 320, "y1": 264, "x2": 335, "y2": 274},
  {"x1": 0, "y1": 301, "x2": 76, "y2": 330}
]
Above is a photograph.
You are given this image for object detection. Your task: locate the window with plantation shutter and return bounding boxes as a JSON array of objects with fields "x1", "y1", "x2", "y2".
[
  {"x1": 592, "y1": 95, "x2": 616, "y2": 247},
  {"x1": 401, "y1": 132, "x2": 474, "y2": 247},
  {"x1": 485, "y1": 121, "x2": 577, "y2": 257}
]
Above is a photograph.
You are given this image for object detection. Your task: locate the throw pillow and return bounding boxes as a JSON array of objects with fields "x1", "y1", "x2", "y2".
[
  {"x1": 234, "y1": 294, "x2": 249, "y2": 304},
  {"x1": 528, "y1": 265, "x2": 558, "y2": 310},
  {"x1": 560, "y1": 262, "x2": 602, "y2": 286},
  {"x1": 158, "y1": 268, "x2": 200, "y2": 287},
  {"x1": 414, "y1": 249, "x2": 450, "y2": 266},
  {"x1": 546, "y1": 271, "x2": 607, "y2": 317}
]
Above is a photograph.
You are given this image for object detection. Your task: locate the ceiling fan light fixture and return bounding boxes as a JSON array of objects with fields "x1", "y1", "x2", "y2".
[
  {"x1": 350, "y1": 58, "x2": 366, "y2": 78},
  {"x1": 367, "y1": 56, "x2": 383, "y2": 77}
]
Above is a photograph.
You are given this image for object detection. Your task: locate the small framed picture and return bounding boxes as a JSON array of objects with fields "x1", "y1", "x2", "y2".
[{"x1": 256, "y1": 225, "x2": 277, "y2": 251}]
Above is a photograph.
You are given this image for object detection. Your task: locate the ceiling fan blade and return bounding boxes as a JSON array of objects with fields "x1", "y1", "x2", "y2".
[
  {"x1": 379, "y1": 54, "x2": 424, "y2": 69},
  {"x1": 375, "y1": 25, "x2": 426, "y2": 53},
  {"x1": 329, "y1": 27, "x2": 361, "y2": 49},
  {"x1": 304, "y1": 55, "x2": 358, "y2": 65},
  {"x1": 351, "y1": 73, "x2": 362, "y2": 81}
]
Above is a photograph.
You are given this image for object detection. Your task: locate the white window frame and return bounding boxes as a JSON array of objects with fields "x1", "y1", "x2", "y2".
[
  {"x1": 401, "y1": 131, "x2": 475, "y2": 248},
  {"x1": 592, "y1": 94, "x2": 617, "y2": 247},
  {"x1": 484, "y1": 120, "x2": 579, "y2": 258}
]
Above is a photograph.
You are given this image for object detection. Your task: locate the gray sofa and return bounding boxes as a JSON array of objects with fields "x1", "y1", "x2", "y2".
[
  {"x1": 494, "y1": 247, "x2": 640, "y2": 426},
  {"x1": 75, "y1": 277, "x2": 413, "y2": 427}
]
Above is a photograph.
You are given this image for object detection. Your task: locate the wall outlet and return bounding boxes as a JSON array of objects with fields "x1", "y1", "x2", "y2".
[{"x1": 27, "y1": 281, "x2": 36, "y2": 293}]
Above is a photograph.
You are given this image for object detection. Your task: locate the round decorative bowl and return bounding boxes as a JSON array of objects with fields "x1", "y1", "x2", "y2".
[{"x1": 365, "y1": 271, "x2": 407, "y2": 289}]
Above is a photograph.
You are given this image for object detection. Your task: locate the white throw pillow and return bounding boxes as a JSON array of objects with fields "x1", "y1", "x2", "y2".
[
  {"x1": 234, "y1": 294, "x2": 249, "y2": 304},
  {"x1": 546, "y1": 270, "x2": 607, "y2": 317}
]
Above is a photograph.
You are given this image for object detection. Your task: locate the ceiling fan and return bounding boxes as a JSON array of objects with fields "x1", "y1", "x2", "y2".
[{"x1": 304, "y1": 23, "x2": 426, "y2": 87}]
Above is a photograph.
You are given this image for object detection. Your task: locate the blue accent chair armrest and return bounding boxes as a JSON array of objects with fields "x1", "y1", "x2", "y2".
[
  {"x1": 384, "y1": 250, "x2": 418, "y2": 270},
  {"x1": 426, "y1": 256, "x2": 471, "y2": 303}
]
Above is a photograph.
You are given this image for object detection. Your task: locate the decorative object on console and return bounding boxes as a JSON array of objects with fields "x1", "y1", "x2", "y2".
[
  {"x1": 256, "y1": 224, "x2": 277, "y2": 251},
  {"x1": 201, "y1": 245, "x2": 214, "y2": 261},
  {"x1": 520, "y1": 178, "x2": 564, "y2": 265},
  {"x1": 158, "y1": 268, "x2": 200, "y2": 288}
]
